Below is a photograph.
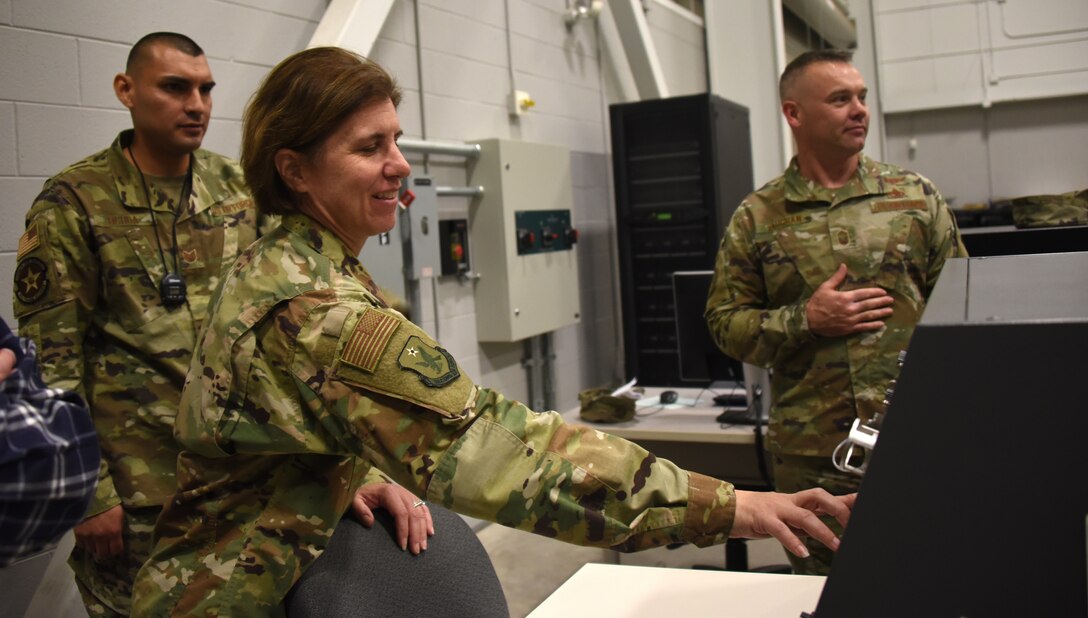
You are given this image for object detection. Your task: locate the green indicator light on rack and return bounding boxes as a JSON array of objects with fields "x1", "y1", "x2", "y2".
[{"x1": 655, "y1": 212, "x2": 672, "y2": 221}]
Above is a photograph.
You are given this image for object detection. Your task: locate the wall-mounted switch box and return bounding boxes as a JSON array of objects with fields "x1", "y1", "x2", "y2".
[{"x1": 439, "y1": 218, "x2": 470, "y2": 276}]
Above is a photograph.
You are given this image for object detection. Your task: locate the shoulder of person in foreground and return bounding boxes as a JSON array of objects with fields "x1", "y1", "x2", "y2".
[{"x1": 0, "y1": 318, "x2": 100, "y2": 567}]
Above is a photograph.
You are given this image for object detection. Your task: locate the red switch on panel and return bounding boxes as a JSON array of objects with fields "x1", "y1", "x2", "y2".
[{"x1": 400, "y1": 189, "x2": 416, "y2": 208}]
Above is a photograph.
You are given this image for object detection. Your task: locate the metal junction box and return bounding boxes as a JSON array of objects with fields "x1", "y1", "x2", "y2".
[
  {"x1": 468, "y1": 138, "x2": 581, "y2": 342},
  {"x1": 359, "y1": 175, "x2": 440, "y2": 303}
]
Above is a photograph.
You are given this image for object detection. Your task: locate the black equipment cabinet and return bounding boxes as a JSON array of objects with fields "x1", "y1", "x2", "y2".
[{"x1": 611, "y1": 93, "x2": 753, "y2": 386}]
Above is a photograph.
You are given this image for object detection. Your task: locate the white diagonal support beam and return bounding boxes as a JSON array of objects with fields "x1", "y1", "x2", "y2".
[
  {"x1": 599, "y1": 2, "x2": 640, "y2": 103},
  {"x1": 308, "y1": 0, "x2": 396, "y2": 57},
  {"x1": 607, "y1": 0, "x2": 669, "y2": 100}
]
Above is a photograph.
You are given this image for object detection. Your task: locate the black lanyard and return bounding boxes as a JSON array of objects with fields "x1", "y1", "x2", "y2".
[{"x1": 128, "y1": 147, "x2": 191, "y2": 308}]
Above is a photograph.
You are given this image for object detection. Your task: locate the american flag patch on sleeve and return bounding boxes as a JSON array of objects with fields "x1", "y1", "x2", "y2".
[
  {"x1": 340, "y1": 308, "x2": 400, "y2": 372},
  {"x1": 17, "y1": 223, "x2": 39, "y2": 259}
]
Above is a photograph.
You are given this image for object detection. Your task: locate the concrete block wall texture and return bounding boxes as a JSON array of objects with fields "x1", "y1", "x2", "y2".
[{"x1": 0, "y1": 0, "x2": 709, "y2": 412}]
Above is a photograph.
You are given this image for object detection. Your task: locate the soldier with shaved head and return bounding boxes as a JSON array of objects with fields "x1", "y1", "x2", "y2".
[{"x1": 13, "y1": 32, "x2": 428, "y2": 616}]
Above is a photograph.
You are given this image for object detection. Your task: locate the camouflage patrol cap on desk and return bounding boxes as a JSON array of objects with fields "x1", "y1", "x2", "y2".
[
  {"x1": 578, "y1": 387, "x2": 640, "y2": 423},
  {"x1": 1010, "y1": 189, "x2": 1088, "y2": 229}
]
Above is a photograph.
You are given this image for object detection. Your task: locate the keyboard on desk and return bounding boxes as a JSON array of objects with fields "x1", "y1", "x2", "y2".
[{"x1": 715, "y1": 407, "x2": 762, "y2": 425}]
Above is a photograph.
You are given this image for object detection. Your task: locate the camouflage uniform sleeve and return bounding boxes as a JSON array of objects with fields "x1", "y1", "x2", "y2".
[
  {"x1": 922, "y1": 180, "x2": 968, "y2": 297},
  {"x1": 431, "y1": 390, "x2": 736, "y2": 550},
  {"x1": 14, "y1": 184, "x2": 121, "y2": 515},
  {"x1": 287, "y1": 302, "x2": 736, "y2": 550},
  {"x1": 705, "y1": 204, "x2": 814, "y2": 368}
]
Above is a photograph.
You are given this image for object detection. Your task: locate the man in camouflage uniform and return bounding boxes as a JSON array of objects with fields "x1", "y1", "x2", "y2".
[
  {"x1": 11, "y1": 32, "x2": 262, "y2": 616},
  {"x1": 705, "y1": 49, "x2": 966, "y2": 575},
  {"x1": 130, "y1": 46, "x2": 854, "y2": 616},
  {"x1": 12, "y1": 33, "x2": 425, "y2": 616}
]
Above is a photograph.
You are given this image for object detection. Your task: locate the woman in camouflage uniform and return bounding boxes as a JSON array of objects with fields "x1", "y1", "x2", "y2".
[{"x1": 132, "y1": 47, "x2": 853, "y2": 616}]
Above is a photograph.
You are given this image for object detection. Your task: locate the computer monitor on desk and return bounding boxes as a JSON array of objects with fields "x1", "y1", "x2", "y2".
[{"x1": 672, "y1": 271, "x2": 766, "y2": 422}]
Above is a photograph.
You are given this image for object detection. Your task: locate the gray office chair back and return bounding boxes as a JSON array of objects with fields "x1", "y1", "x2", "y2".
[{"x1": 287, "y1": 503, "x2": 509, "y2": 617}]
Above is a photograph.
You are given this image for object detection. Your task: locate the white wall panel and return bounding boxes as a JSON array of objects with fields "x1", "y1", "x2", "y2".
[
  {"x1": 12, "y1": 0, "x2": 318, "y2": 66},
  {"x1": 378, "y1": 0, "x2": 417, "y2": 45},
  {"x1": 370, "y1": 38, "x2": 420, "y2": 91},
  {"x1": 203, "y1": 60, "x2": 270, "y2": 122},
  {"x1": 15, "y1": 104, "x2": 127, "y2": 176},
  {"x1": 0, "y1": 177, "x2": 45, "y2": 249},
  {"x1": 511, "y1": 34, "x2": 601, "y2": 90},
  {"x1": 884, "y1": 94, "x2": 1088, "y2": 204},
  {"x1": 418, "y1": 4, "x2": 507, "y2": 65},
  {"x1": 516, "y1": 111, "x2": 605, "y2": 154},
  {"x1": 200, "y1": 118, "x2": 243, "y2": 160},
  {"x1": 987, "y1": 96, "x2": 1088, "y2": 198},
  {"x1": 876, "y1": 0, "x2": 1088, "y2": 112},
  {"x1": 884, "y1": 106, "x2": 989, "y2": 205},
  {"x1": 0, "y1": 102, "x2": 14, "y2": 175},
  {"x1": 228, "y1": 0, "x2": 325, "y2": 21},
  {"x1": 421, "y1": 0, "x2": 506, "y2": 29},
  {"x1": 513, "y1": 72, "x2": 603, "y2": 124},
  {"x1": 76, "y1": 40, "x2": 127, "y2": 109},
  {"x1": 423, "y1": 93, "x2": 511, "y2": 143},
  {"x1": 0, "y1": 28, "x2": 79, "y2": 105},
  {"x1": 422, "y1": 49, "x2": 509, "y2": 106}
]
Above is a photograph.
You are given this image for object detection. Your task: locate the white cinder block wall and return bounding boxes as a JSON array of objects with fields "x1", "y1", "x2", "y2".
[{"x1": 0, "y1": 0, "x2": 708, "y2": 412}]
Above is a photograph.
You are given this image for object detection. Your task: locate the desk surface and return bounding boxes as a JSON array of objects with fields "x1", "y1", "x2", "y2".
[
  {"x1": 528, "y1": 563, "x2": 825, "y2": 617},
  {"x1": 560, "y1": 386, "x2": 758, "y2": 445}
]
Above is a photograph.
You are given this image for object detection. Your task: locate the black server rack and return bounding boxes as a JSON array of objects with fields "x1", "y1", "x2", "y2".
[{"x1": 611, "y1": 93, "x2": 753, "y2": 386}]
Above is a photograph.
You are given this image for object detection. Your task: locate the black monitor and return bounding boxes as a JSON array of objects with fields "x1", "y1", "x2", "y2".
[
  {"x1": 813, "y1": 252, "x2": 1088, "y2": 617},
  {"x1": 672, "y1": 271, "x2": 743, "y2": 386}
]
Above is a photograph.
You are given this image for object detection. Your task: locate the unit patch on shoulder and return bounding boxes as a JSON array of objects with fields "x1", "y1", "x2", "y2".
[
  {"x1": 341, "y1": 308, "x2": 400, "y2": 372},
  {"x1": 398, "y1": 335, "x2": 460, "y2": 388},
  {"x1": 15, "y1": 257, "x2": 49, "y2": 305},
  {"x1": 17, "y1": 223, "x2": 40, "y2": 259}
]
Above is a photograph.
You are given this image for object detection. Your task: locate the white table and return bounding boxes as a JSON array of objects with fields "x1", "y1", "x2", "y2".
[
  {"x1": 528, "y1": 563, "x2": 826, "y2": 617},
  {"x1": 560, "y1": 386, "x2": 771, "y2": 487}
]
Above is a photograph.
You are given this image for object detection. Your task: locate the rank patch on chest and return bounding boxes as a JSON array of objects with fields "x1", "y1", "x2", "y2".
[
  {"x1": 341, "y1": 308, "x2": 400, "y2": 372},
  {"x1": 871, "y1": 199, "x2": 925, "y2": 213},
  {"x1": 15, "y1": 257, "x2": 50, "y2": 305},
  {"x1": 398, "y1": 336, "x2": 460, "y2": 388},
  {"x1": 17, "y1": 223, "x2": 40, "y2": 259}
]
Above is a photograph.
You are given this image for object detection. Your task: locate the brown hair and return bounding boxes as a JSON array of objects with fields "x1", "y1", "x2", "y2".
[
  {"x1": 241, "y1": 47, "x2": 402, "y2": 215},
  {"x1": 779, "y1": 49, "x2": 854, "y2": 101}
]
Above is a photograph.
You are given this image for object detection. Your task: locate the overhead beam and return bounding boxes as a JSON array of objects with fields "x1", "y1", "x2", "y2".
[
  {"x1": 599, "y1": 2, "x2": 640, "y2": 102},
  {"x1": 607, "y1": 0, "x2": 669, "y2": 100},
  {"x1": 308, "y1": 0, "x2": 396, "y2": 57}
]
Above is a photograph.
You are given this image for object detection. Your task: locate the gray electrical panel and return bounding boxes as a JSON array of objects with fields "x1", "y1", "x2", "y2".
[
  {"x1": 358, "y1": 175, "x2": 441, "y2": 304},
  {"x1": 467, "y1": 139, "x2": 581, "y2": 342}
]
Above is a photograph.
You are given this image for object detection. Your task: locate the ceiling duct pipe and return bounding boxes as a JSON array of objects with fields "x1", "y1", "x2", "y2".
[{"x1": 782, "y1": 0, "x2": 857, "y2": 49}]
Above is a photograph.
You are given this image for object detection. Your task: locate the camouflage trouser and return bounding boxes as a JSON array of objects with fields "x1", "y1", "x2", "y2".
[
  {"x1": 70, "y1": 505, "x2": 160, "y2": 617},
  {"x1": 772, "y1": 453, "x2": 860, "y2": 576}
]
